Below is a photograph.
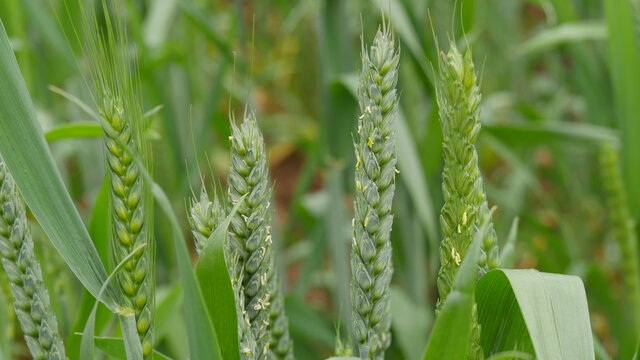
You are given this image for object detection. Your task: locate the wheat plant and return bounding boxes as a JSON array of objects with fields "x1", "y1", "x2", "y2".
[
  {"x1": 188, "y1": 187, "x2": 258, "y2": 359},
  {"x1": 81, "y1": 2, "x2": 155, "y2": 356},
  {"x1": 599, "y1": 141, "x2": 640, "y2": 332},
  {"x1": 435, "y1": 43, "x2": 499, "y2": 360},
  {"x1": 0, "y1": 160, "x2": 66, "y2": 360},
  {"x1": 350, "y1": 25, "x2": 399, "y2": 359},
  {"x1": 227, "y1": 110, "x2": 292, "y2": 359}
]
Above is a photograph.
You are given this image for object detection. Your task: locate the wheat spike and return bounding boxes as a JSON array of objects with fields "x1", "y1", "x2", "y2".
[
  {"x1": 436, "y1": 43, "x2": 498, "y2": 359},
  {"x1": 350, "y1": 26, "x2": 398, "y2": 359},
  {"x1": 599, "y1": 141, "x2": 640, "y2": 332},
  {"x1": 0, "y1": 160, "x2": 66, "y2": 360}
]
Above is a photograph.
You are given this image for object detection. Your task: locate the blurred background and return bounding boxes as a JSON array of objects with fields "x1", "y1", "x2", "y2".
[{"x1": 1, "y1": 0, "x2": 638, "y2": 358}]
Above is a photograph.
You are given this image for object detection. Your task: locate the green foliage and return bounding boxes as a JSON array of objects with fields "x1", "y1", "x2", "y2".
[
  {"x1": 0, "y1": 161, "x2": 66, "y2": 360},
  {"x1": 476, "y1": 269, "x2": 594, "y2": 359},
  {"x1": 350, "y1": 25, "x2": 399, "y2": 359}
]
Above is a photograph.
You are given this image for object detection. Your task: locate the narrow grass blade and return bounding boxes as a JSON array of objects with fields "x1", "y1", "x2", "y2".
[
  {"x1": 94, "y1": 337, "x2": 174, "y2": 360},
  {"x1": 120, "y1": 313, "x2": 144, "y2": 360},
  {"x1": 195, "y1": 197, "x2": 246, "y2": 360},
  {"x1": 81, "y1": 243, "x2": 147, "y2": 360},
  {"x1": 0, "y1": 19, "x2": 116, "y2": 309},
  {"x1": 44, "y1": 122, "x2": 103, "y2": 142},
  {"x1": 604, "y1": 0, "x2": 640, "y2": 214},
  {"x1": 483, "y1": 122, "x2": 618, "y2": 147},
  {"x1": 515, "y1": 21, "x2": 606, "y2": 57},
  {"x1": 500, "y1": 217, "x2": 520, "y2": 268},
  {"x1": 476, "y1": 269, "x2": 594, "y2": 359}
]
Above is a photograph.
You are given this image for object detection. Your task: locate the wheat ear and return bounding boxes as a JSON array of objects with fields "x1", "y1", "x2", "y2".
[
  {"x1": 227, "y1": 110, "x2": 275, "y2": 359},
  {"x1": 436, "y1": 44, "x2": 496, "y2": 360},
  {"x1": 350, "y1": 26, "x2": 399, "y2": 359},
  {"x1": 599, "y1": 141, "x2": 640, "y2": 332},
  {"x1": 188, "y1": 188, "x2": 257, "y2": 359},
  {"x1": 81, "y1": 1, "x2": 155, "y2": 355},
  {"x1": 0, "y1": 160, "x2": 66, "y2": 360},
  {"x1": 268, "y1": 274, "x2": 293, "y2": 360}
]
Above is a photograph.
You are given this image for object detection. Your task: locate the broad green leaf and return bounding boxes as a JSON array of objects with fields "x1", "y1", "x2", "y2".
[
  {"x1": 422, "y1": 221, "x2": 484, "y2": 360},
  {"x1": 0, "y1": 19, "x2": 117, "y2": 309},
  {"x1": 195, "y1": 197, "x2": 246, "y2": 360},
  {"x1": 476, "y1": 269, "x2": 594, "y2": 359},
  {"x1": 604, "y1": 0, "x2": 640, "y2": 215},
  {"x1": 515, "y1": 21, "x2": 606, "y2": 57},
  {"x1": 44, "y1": 122, "x2": 103, "y2": 142}
]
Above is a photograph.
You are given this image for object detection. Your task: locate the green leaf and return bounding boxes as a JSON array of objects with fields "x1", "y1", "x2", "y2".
[
  {"x1": 475, "y1": 269, "x2": 595, "y2": 359},
  {"x1": 68, "y1": 176, "x2": 112, "y2": 359},
  {"x1": 0, "y1": 19, "x2": 117, "y2": 309},
  {"x1": 0, "y1": 285, "x2": 9, "y2": 360},
  {"x1": 483, "y1": 122, "x2": 618, "y2": 147},
  {"x1": 81, "y1": 243, "x2": 147, "y2": 360},
  {"x1": 390, "y1": 287, "x2": 431, "y2": 360},
  {"x1": 94, "y1": 337, "x2": 173, "y2": 360},
  {"x1": 151, "y1": 176, "x2": 222, "y2": 360},
  {"x1": 604, "y1": 0, "x2": 640, "y2": 215},
  {"x1": 515, "y1": 21, "x2": 606, "y2": 57},
  {"x1": 120, "y1": 313, "x2": 144, "y2": 360},
  {"x1": 195, "y1": 197, "x2": 246, "y2": 360},
  {"x1": 422, "y1": 220, "x2": 484, "y2": 360},
  {"x1": 44, "y1": 122, "x2": 103, "y2": 142},
  {"x1": 499, "y1": 217, "x2": 520, "y2": 268}
]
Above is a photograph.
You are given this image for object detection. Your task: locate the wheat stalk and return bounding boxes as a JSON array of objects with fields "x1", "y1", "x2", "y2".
[
  {"x1": 81, "y1": 1, "x2": 155, "y2": 356},
  {"x1": 0, "y1": 160, "x2": 66, "y2": 360},
  {"x1": 599, "y1": 141, "x2": 640, "y2": 332},
  {"x1": 188, "y1": 187, "x2": 258, "y2": 359},
  {"x1": 227, "y1": 110, "x2": 275, "y2": 359},
  {"x1": 350, "y1": 25, "x2": 399, "y2": 359},
  {"x1": 435, "y1": 43, "x2": 497, "y2": 360}
]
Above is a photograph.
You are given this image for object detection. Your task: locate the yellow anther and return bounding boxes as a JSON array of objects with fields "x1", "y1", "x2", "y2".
[
  {"x1": 356, "y1": 180, "x2": 362, "y2": 191},
  {"x1": 451, "y1": 247, "x2": 461, "y2": 266},
  {"x1": 457, "y1": 224, "x2": 462, "y2": 234},
  {"x1": 462, "y1": 211, "x2": 468, "y2": 225},
  {"x1": 368, "y1": 137, "x2": 374, "y2": 148}
]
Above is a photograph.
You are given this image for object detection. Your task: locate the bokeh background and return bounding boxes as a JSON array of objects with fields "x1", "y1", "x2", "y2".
[{"x1": 0, "y1": 0, "x2": 637, "y2": 358}]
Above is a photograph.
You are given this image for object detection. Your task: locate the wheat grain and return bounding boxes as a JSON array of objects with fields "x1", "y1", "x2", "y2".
[
  {"x1": 350, "y1": 25, "x2": 398, "y2": 359},
  {"x1": 0, "y1": 161, "x2": 66, "y2": 360}
]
